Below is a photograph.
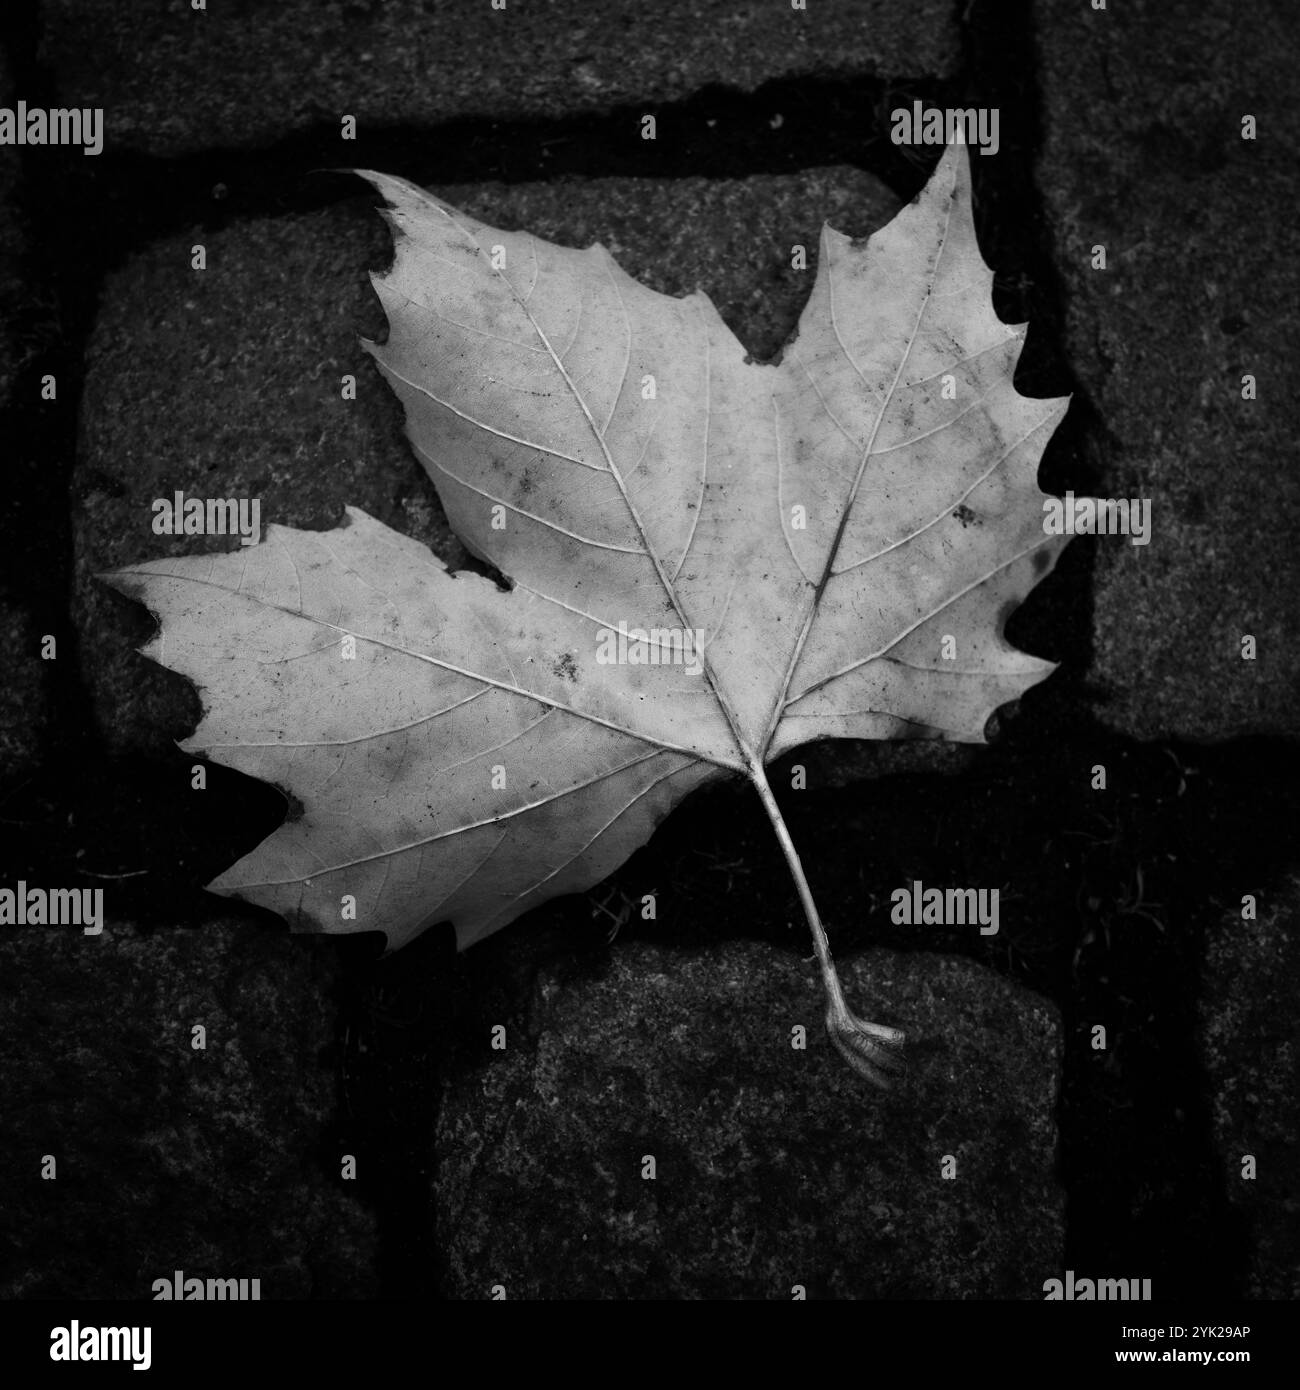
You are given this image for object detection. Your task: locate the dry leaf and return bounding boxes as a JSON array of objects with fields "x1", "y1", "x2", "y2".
[{"x1": 105, "y1": 146, "x2": 1070, "y2": 1086}]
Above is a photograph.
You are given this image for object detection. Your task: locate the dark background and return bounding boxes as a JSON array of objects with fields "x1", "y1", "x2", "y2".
[{"x1": 0, "y1": 0, "x2": 1296, "y2": 1301}]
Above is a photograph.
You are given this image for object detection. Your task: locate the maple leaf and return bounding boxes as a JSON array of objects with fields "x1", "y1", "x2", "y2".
[{"x1": 103, "y1": 146, "x2": 1071, "y2": 1087}]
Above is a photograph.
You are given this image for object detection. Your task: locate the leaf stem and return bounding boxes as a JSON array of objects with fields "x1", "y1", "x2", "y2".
[
  {"x1": 746, "y1": 757, "x2": 847, "y2": 1019},
  {"x1": 749, "y1": 758, "x2": 906, "y2": 1089}
]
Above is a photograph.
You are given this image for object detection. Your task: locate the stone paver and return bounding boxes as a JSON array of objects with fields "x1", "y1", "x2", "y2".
[
  {"x1": 1197, "y1": 878, "x2": 1300, "y2": 1299},
  {"x1": 0, "y1": 915, "x2": 377, "y2": 1298},
  {"x1": 42, "y1": 0, "x2": 960, "y2": 157},
  {"x1": 1035, "y1": 0, "x2": 1300, "y2": 740},
  {"x1": 0, "y1": 55, "x2": 49, "y2": 786},
  {"x1": 436, "y1": 940, "x2": 1063, "y2": 1298}
]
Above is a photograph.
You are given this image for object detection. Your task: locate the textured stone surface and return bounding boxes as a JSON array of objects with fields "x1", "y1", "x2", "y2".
[
  {"x1": 74, "y1": 167, "x2": 900, "y2": 759},
  {"x1": 0, "y1": 601, "x2": 48, "y2": 785},
  {"x1": 0, "y1": 56, "x2": 47, "y2": 786},
  {"x1": 41, "y1": 0, "x2": 960, "y2": 157},
  {"x1": 1197, "y1": 879, "x2": 1300, "y2": 1299},
  {"x1": 436, "y1": 941, "x2": 1063, "y2": 1298},
  {"x1": 1035, "y1": 0, "x2": 1300, "y2": 740},
  {"x1": 0, "y1": 916, "x2": 377, "y2": 1298}
]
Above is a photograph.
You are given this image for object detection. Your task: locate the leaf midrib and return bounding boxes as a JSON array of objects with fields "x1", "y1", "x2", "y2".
[
  {"x1": 760, "y1": 186, "x2": 958, "y2": 753},
  {"x1": 111, "y1": 560, "x2": 743, "y2": 770},
  {"x1": 431, "y1": 203, "x2": 760, "y2": 773}
]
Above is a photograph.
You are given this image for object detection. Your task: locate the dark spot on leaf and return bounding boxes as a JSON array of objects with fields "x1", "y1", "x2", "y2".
[
  {"x1": 953, "y1": 504, "x2": 977, "y2": 527},
  {"x1": 553, "y1": 652, "x2": 579, "y2": 683},
  {"x1": 1032, "y1": 548, "x2": 1052, "y2": 577}
]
